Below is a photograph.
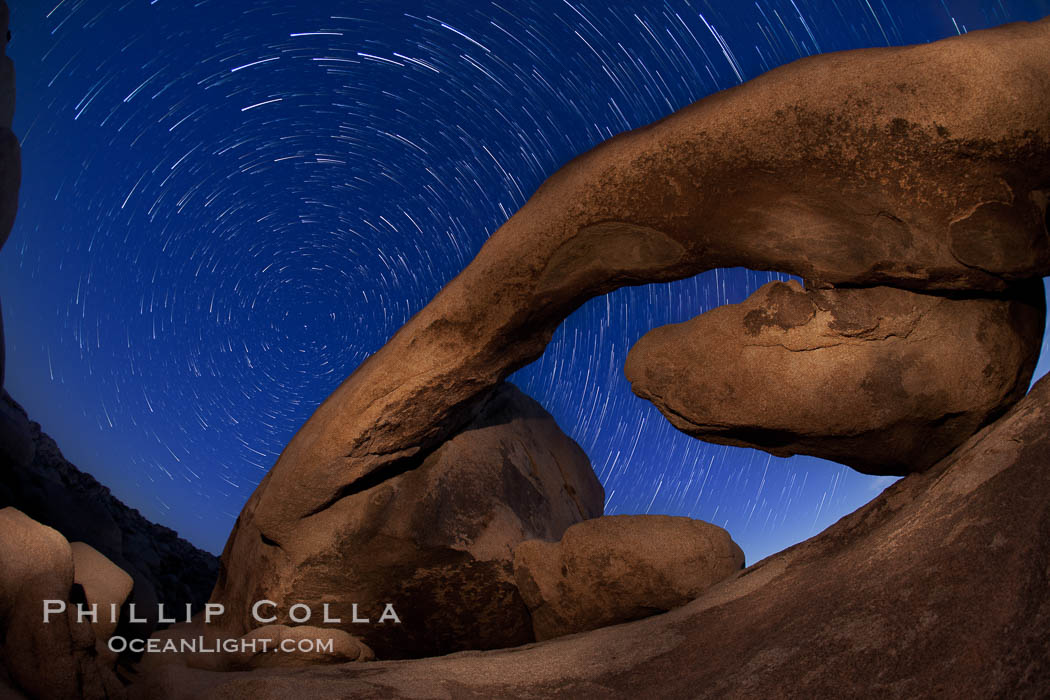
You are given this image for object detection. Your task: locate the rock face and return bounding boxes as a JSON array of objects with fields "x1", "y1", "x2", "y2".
[
  {"x1": 127, "y1": 373, "x2": 1050, "y2": 700},
  {"x1": 0, "y1": 393, "x2": 219, "y2": 631},
  {"x1": 212, "y1": 382, "x2": 603, "y2": 659},
  {"x1": 71, "y1": 542, "x2": 135, "y2": 666},
  {"x1": 0, "y1": 508, "x2": 126, "y2": 700},
  {"x1": 214, "y1": 18, "x2": 1050, "y2": 630},
  {"x1": 139, "y1": 621, "x2": 374, "y2": 673},
  {"x1": 626, "y1": 279, "x2": 1046, "y2": 475},
  {"x1": 232, "y1": 625, "x2": 374, "y2": 669},
  {"x1": 513, "y1": 515, "x2": 744, "y2": 640}
]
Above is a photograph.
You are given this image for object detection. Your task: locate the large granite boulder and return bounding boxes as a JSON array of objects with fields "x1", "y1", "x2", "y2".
[
  {"x1": 514, "y1": 515, "x2": 744, "y2": 640},
  {"x1": 626, "y1": 279, "x2": 1046, "y2": 475},
  {"x1": 214, "y1": 18, "x2": 1050, "y2": 627},
  {"x1": 211, "y1": 382, "x2": 603, "y2": 659},
  {"x1": 0, "y1": 508, "x2": 126, "y2": 700},
  {"x1": 71, "y1": 542, "x2": 135, "y2": 666}
]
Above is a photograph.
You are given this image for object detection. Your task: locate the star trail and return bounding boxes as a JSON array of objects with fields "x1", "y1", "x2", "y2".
[{"x1": 1, "y1": 0, "x2": 1048, "y2": 559}]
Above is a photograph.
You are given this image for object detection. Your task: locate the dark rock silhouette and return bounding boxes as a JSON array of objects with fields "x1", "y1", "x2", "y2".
[
  {"x1": 513, "y1": 514, "x2": 744, "y2": 640},
  {"x1": 0, "y1": 390, "x2": 31, "y2": 471},
  {"x1": 212, "y1": 17, "x2": 1050, "y2": 640},
  {"x1": 213, "y1": 382, "x2": 603, "y2": 659},
  {"x1": 627, "y1": 279, "x2": 1046, "y2": 475},
  {"x1": 0, "y1": 0, "x2": 22, "y2": 434},
  {"x1": 0, "y1": 393, "x2": 219, "y2": 633},
  {"x1": 0, "y1": 0, "x2": 17, "y2": 259}
]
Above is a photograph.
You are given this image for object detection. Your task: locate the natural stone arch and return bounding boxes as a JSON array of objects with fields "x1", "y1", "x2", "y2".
[{"x1": 210, "y1": 17, "x2": 1050, "y2": 646}]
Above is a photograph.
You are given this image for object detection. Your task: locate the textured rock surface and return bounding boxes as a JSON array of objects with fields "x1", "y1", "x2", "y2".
[
  {"x1": 233, "y1": 625, "x2": 374, "y2": 669},
  {"x1": 139, "y1": 622, "x2": 374, "y2": 673},
  {"x1": 0, "y1": 508, "x2": 125, "y2": 700},
  {"x1": 514, "y1": 515, "x2": 743, "y2": 640},
  {"x1": 212, "y1": 382, "x2": 603, "y2": 659},
  {"x1": 0, "y1": 393, "x2": 219, "y2": 632},
  {"x1": 627, "y1": 279, "x2": 1046, "y2": 475},
  {"x1": 215, "y1": 18, "x2": 1050, "y2": 626},
  {"x1": 129, "y1": 373, "x2": 1050, "y2": 699},
  {"x1": 71, "y1": 541, "x2": 135, "y2": 665}
]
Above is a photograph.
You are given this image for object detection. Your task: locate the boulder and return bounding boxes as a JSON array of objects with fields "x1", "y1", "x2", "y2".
[
  {"x1": 215, "y1": 18, "x2": 1050, "y2": 628},
  {"x1": 626, "y1": 279, "x2": 1046, "y2": 475},
  {"x1": 0, "y1": 508, "x2": 124, "y2": 700},
  {"x1": 513, "y1": 515, "x2": 743, "y2": 640},
  {"x1": 210, "y1": 382, "x2": 603, "y2": 659},
  {"x1": 71, "y1": 541, "x2": 135, "y2": 665},
  {"x1": 0, "y1": 507, "x2": 79, "y2": 700}
]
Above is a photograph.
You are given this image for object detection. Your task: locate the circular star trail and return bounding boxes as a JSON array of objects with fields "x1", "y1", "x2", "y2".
[{"x1": 2, "y1": 0, "x2": 1047, "y2": 558}]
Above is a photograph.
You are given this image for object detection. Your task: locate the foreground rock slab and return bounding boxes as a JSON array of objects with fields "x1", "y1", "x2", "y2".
[
  {"x1": 626, "y1": 279, "x2": 1045, "y2": 475},
  {"x1": 514, "y1": 514, "x2": 744, "y2": 640},
  {"x1": 138, "y1": 622, "x2": 374, "y2": 674},
  {"x1": 130, "y1": 373, "x2": 1050, "y2": 699},
  {"x1": 212, "y1": 383, "x2": 603, "y2": 659}
]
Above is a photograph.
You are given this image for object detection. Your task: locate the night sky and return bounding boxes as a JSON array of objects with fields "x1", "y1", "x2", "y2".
[{"x1": 2, "y1": 0, "x2": 1048, "y2": 561}]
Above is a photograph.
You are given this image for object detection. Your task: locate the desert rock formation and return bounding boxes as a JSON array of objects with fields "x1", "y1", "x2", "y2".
[
  {"x1": 213, "y1": 18, "x2": 1050, "y2": 639},
  {"x1": 70, "y1": 542, "x2": 135, "y2": 667},
  {"x1": 514, "y1": 514, "x2": 744, "y2": 640},
  {"x1": 128, "y1": 371, "x2": 1050, "y2": 700},
  {"x1": 0, "y1": 508, "x2": 127, "y2": 700},
  {"x1": 211, "y1": 382, "x2": 603, "y2": 658},
  {"x1": 626, "y1": 279, "x2": 1045, "y2": 474},
  {"x1": 1, "y1": 8, "x2": 1048, "y2": 698}
]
